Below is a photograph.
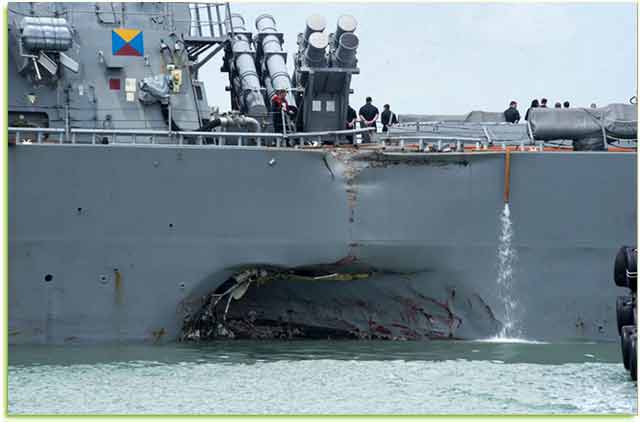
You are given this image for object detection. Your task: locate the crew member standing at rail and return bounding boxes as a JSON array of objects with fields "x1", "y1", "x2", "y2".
[
  {"x1": 524, "y1": 99, "x2": 539, "y2": 121},
  {"x1": 380, "y1": 104, "x2": 398, "y2": 133},
  {"x1": 346, "y1": 105, "x2": 358, "y2": 143},
  {"x1": 540, "y1": 98, "x2": 548, "y2": 108},
  {"x1": 271, "y1": 89, "x2": 292, "y2": 134},
  {"x1": 359, "y1": 97, "x2": 379, "y2": 143},
  {"x1": 503, "y1": 101, "x2": 520, "y2": 123}
]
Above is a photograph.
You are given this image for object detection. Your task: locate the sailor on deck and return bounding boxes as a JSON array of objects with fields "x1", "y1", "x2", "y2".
[
  {"x1": 359, "y1": 97, "x2": 379, "y2": 143},
  {"x1": 346, "y1": 105, "x2": 358, "y2": 143},
  {"x1": 271, "y1": 89, "x2": 294, "y2": 134},
  {"x1": 503, "y1": 101, "x2": 520, "y2": 123},
  {"x1": 381, "y1": 104, "x2": 398, "y2": 133},
  {"x1": 524, "y1": 99, "x2": 539, "y2": 121}
]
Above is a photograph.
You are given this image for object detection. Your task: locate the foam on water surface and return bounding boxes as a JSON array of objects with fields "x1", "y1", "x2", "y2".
[{"x1": 8, "y1": 341, "x2": 635, "y2": 415}]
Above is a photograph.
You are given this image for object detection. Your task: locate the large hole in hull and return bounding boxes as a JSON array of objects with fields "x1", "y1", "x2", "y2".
[{"x1": 180, "y1": 264, "x2": 502, "y2": 342}]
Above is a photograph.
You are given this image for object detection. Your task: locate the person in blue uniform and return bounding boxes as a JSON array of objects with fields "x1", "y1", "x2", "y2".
[
  {"x1": 524, "y1": 99, "x2": 539, "y2": 121},
  {"x1": 346, "y1": 105, "x2": 358, "y2": 143},
  {"x1": 380, "y1": 104, "x2": 398, "y2": 132},
  {"x1": 358, "y1": 97, "x2": 379, "y2": 143},
  {"x1": 503, "y1": 101, "x2": 520, "y2": 123}
]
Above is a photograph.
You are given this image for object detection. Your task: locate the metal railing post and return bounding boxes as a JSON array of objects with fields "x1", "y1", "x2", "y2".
[
  {"x1": 482, "y1": 125, "x2": 492, "y2": 145},
  {"x1": 7, "y1": 126, "x2": 393, "y2": 151},
  {"x1": 215, "y1": 4, "x2": 223, "y2": 37}
]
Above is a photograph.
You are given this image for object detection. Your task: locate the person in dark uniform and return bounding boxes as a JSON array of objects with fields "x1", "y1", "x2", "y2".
[
  {"x1": 380, "y1": 104, "x2": 398, "y2": 132},
  {"x1": 503, "y1": 101, "x2": 520, "y2": 123},
  {"x1": 358, "y1": 97, "x2": 379, "y2": 143},
  {"x1": 563, "y1": 101, "x2": 570, "y2": 108},
  {"x1": 524, "y1": 99, "x2": 539, "y2": 121},
  {"x1": 540, "y1": 98, "x2": 548, "y2": 108},
  {"x1": 345, "y1": 105, "x2": 357, "y2": 143}
]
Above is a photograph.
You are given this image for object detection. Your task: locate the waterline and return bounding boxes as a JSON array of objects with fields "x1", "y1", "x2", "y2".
[{"x1": 477, "y1": 337, "x2": 547, "y2": 345}]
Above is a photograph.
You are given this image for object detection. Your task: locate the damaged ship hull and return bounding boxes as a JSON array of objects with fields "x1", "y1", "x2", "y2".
[{"x1": 8, "y1": 145, "x2": 637, "y2": 343}]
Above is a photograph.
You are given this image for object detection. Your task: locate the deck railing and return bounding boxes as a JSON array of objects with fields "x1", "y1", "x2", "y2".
[
  {"x1": 9, "y1": 126, "x2": 635, "y2": 151},
  {"x1": 8, "y1": 126, "x2": 376, "y2": 148}
]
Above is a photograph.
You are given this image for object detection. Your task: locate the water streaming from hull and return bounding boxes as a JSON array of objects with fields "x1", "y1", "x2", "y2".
[{"x1": 495, "y1": 203, "x2": 522, "y2": 339}]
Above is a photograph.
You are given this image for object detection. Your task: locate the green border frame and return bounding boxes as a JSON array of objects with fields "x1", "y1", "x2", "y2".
[{"x1": 2, "y1": 1, "x2": 638, "y2": 419}]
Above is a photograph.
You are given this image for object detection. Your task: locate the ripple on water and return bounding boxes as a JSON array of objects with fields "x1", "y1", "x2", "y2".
[{"x1": 8, "y1": 358, "x2": 637, "y2": 415}]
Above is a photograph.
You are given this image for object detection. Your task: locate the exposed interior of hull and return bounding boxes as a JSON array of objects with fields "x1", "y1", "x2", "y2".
[{"x1": 180, "y1": 264, "x2": 502, "y2": 341}]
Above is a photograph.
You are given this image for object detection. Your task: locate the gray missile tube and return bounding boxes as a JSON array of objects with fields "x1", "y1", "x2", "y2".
[
  {"x1": 303, "y1": 14, "x2": 327, "y2": 44},
  {"x1": 255, "y1": 14, "x2": 297, "y2": 108},
  {"x1": 334, "y1": 15, "x2": 357, "y2": 48},
  {"x1": 229, "y1": 14, "x2": 266, "y2": 114},
  {"x1": 333, "y1": 32, "x2": 359, "y2": 68},
  {"x1": 263, "y1": 74, "x2": 275, "y2": 104},
  {"x1": 304, "y1": 32, "x2": 329, "y2": 67}
]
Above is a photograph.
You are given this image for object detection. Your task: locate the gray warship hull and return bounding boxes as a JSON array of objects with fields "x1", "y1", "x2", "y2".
[
  {"x1": 7, "y1": 2, "x2": 637, "y2": 344},
  {"x1": 8, "y1": 144, "x2": 637, "y2": 343}
]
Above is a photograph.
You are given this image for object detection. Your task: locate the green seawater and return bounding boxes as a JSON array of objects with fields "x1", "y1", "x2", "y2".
[{"x1": 8, "y1": 339, "x2": 638, "y2": 415}]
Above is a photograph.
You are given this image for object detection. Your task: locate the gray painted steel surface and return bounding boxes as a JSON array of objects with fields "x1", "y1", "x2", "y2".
[
  {"x1": 333, "y1": 15, "x2": 358, "y2": 48},
  {"x1": 293, "y1": 14, "x2": 359, "y2": 133},
  {"x1": 255, "y1": 14, "x2": 297, "y2": 108},
  {"x1": 303, "y1": 32, "x2": 329, "y2": 67},
  {"x1": 20, "y1": 17, "x2": 73, "y2": 52},
  {"x1": 333, "y1": 32, "x2": 359, "y2": 68},
  {"x1": 7, "y1": 2, "x2": 638, "y2": 344},
  {"x1": 228, "y1": 14, "x2": 267, "y2": 115},
  {"x1": 529, "y1": 104, "x2": 637, "y2": 140},
  {"x1": 8, "y1": 145, "x2": 636, "y2": 343},
  {"x1": 303, "y1": 14, "x2": 327, "y2": 43},
  {"x1": 8, "y1": 3, "x2": 202, "y2": 131}
]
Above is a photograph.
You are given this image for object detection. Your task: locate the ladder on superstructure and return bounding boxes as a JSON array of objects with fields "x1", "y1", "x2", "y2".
[{"x1": 184, "y1": 3, "x2": 233, "y2": 76}]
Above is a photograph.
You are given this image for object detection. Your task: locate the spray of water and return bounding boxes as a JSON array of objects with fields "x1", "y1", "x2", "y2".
[{"x1": 495, "y1": 203, "x2": 522, "y2": 339}]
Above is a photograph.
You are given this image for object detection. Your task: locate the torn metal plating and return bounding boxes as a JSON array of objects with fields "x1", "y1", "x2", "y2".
[
  {"x1": 180, "y1": 264, "x2": 502, "y2": 341},
  {"x1": 180, "y1": 150, "x2": 503, "y2": 342},
  {"x1": 180, "y1": 265, "x2": 378, "y2": 341}
]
